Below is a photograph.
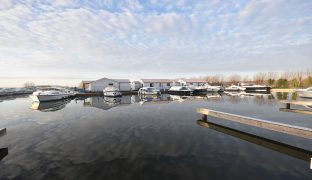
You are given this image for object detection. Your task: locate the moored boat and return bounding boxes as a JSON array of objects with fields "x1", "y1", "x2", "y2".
[
  {"x1": 30, "y1": 88, "x2": 70, "y2": 102},
  {"x1": 168, "y1": 86, "x2": 194, "y2": 95},
  {"x1": 103, "y1": 86, "x2": 122, "y2": 97},
  {"x1": 138, "y1": 87, "x2": 161, "y2": 95},
  {"x1": 225, "y1": 85, "x2": 246, "y2": 91},
  {"x1": 206, "y1": 85, "x2": 222, "y2": 92},
  {"x1": 240, "y1": 83, "x2": 270, "y2": 93},
  {"x1": 295, "y1": 87, "x2": 312, "y2": 98}
]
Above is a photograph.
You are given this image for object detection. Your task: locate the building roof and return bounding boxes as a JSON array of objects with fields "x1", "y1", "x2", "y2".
[
  {"x1": 81, "y1": 80, "x2": 93, "y2": 83},
  {"x1": 141, "y1": 79, "x2": 172, "y2": 83},
  {"x1": 91, "y1": 78, "x2": 130, "y2": 84},
  {"x1": 180, "y1": 79, "x2": 208, "y2": 83},
  {"x1": 112, "y1": 79, "x2": 130, "y2": 83}
]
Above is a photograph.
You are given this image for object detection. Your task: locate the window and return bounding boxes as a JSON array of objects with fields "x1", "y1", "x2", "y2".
[
  {"x1": 167, "y1": 83, "x2": 170, "y2": 86},
  {"x1": 109, "y1": 83, "x2": 113, "y2": 86},
  {"x1": 150, "y1": 83, "x2": 153, "y2": 87}
]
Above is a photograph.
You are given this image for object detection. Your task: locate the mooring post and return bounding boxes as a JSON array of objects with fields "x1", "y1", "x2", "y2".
[
  {"x1": 202, "y1": 114, "x2": 207, "y2": 121},
  {"x1": 286, "y1": 103, "x2": 290, "y2": 109}
]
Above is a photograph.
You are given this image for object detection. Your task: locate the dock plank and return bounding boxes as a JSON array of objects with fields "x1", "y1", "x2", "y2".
[
  {"x1": 280, "y1": 108, "x2": 312, "y2": 115},
  {"x1": 280, "y1": 100, "x2": 312, "y2": 106},
  {"x1": 197, "y1": 120, "x2": 312, "y2": 163},
  {"x1": 197, "y1": 108, "x2": 312, "y2": 139}
]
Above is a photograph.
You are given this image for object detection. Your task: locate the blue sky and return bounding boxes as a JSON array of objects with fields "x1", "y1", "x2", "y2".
[{"x1": 0, "y1": 0, "x2": 311, "y2": 87}]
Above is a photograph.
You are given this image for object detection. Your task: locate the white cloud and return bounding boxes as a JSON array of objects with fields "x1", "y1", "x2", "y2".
[{"x1": 0, "y1": 0, "x2": 311, "y2": 86}]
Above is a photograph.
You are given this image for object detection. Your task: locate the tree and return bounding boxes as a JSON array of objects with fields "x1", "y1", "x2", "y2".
[
  {"x1": 228, "y1": 74, "x2": 241, "y2": 85},
  {"x1": 24, "y1": 81, "x2": 35, "y2": 87}
]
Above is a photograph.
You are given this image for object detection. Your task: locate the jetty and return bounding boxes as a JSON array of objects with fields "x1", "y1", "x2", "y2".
[
  {"x1": 279, "y1": 100, "x2": 312, "y2": 115},
  {"x1": 197, "y1": 120, "x2": 312, "y2": 169},
  {"x1": 197, "y1": 108, "x2": 312, "y2": 139}
]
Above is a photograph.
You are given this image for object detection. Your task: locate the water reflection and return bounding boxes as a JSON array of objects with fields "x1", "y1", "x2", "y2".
[
  {"x1": 196, "y1": 120, "x2": 312, "y2": 167},
  {"x1": 30, "y1": 99, "x2": 71, "y2": 112},
  {"x1": 83, "y1": 96, "x2": 131, "y2": 110},
  {"x1": 0, "y1": 128, "x2": 8, "y2": 161},
  {"x1": 138, "y1": 94, "x2": 172, "y2": 105}
]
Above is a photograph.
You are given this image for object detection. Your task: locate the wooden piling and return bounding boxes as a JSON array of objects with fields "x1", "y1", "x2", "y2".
[
  {"x1": 0, "y1": 128, "x2": 6, "y2": 138},
  {"x1": 197, "y1": 108, "x2": 312, "y2": 139}
]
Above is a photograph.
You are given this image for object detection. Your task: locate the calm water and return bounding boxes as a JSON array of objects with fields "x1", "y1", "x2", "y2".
[{"x1": 0, "y1": 92, "x2": 311, "y2": 179}]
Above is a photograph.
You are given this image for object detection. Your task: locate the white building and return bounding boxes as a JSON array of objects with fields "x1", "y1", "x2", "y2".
[
  {"x1": 178, "y1": 79, "x2": 208, "y2": 86},
  {"x1": 88, "y1": 78, "x2": 131, "y2": 92},
  {"x1": 131, "y1": 81, "x2": 141, "y2": 91},
  {"x1": 140, "y1": 79, "x2": 175, "y2": 90}
]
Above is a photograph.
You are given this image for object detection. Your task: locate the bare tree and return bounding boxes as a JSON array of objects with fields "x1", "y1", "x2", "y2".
[
  {"x1": 253, "y1": 72, "x2": 266, "y2": 85},
  {"x1": 228, "y1": 74, "x2": 241, "y2": 85},
  {"x1": 24, "y1": 81, "x2": 35, "y2": 87}
]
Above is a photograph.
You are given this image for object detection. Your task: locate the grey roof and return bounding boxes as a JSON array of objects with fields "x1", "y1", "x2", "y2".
[
  {"x1": 112, "y1": 79, "x2": 130, "y2": 83},
  {"x1": 141, "y1": 79, "x2": 172, "y2": 83}
]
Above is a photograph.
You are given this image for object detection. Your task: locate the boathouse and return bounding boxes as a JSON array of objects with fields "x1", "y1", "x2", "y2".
[
  {"x1": 140, "y1": 79, "x2": 174, "y2": 90},
  {"x1": 88, "y1": 78, "x2": 131, "y2": 92},
  {"x1": 178, "y1": 79, "x2": 208, "y2": 86}
]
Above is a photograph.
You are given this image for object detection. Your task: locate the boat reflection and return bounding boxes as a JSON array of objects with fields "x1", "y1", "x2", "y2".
[
  {"x1": 30, "y1": 99, "x2": 71, "y2": 112},
  {"x1": 197, "y1": 120, "x2": 312, "y2": 168},
  {"x1": 138, "y1": 94, "x2": 172, "y2": 105},
  {"x1": 84, "y1": 96, "x2": 131, "y2": 110}
]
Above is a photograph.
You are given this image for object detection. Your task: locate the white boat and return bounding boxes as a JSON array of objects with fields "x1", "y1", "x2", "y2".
[
  {"x1": 225, "y1": 85, "x2": 246, "y2": 91},
  {"x1": 295, "y1": 87, "x2": 312, "y2": 98},
  {"x1": 168, "y1": 86, "x2": 194, "y2": 95},
  {"x1": 206, "y1": 85, "x2": 221, "y2": 92},
  {"x1": 138, "y1": 87, "x2": 161, "y2": 95},
  {"x1": 30, "y1": 88, "x2": 70, "y2": 102},
  {"x1": 188, "y1": 86, "x2": 207, "y2": 94},
  {"x1": 103, "y1": 86, "x2": 122, "y2": 97}
]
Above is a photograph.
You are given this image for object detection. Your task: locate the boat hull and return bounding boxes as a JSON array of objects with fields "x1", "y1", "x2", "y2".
[
  {"x1": 296, "y1": 91, "x2": 312, "y2": 98},
  {"x1": 30, "y1": 95, "x2": 66, "y2": 102},
  {"x1": 244, "y1": 87, "x2": 270, "y2": 93},
  {"x1": 103, "y1": 91, "x2": 122, "y2": 97},
  {"x1": 168, "y1": 90, "x2": 193, "y2": 95}
]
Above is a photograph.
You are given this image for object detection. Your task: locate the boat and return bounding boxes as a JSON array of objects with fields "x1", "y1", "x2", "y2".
[
  {"x1": 240, "y1": 83, "x2": 270, "y2": 93},
  {"x1": 29, "y1": 88, "x2": 70, "y2": 102},
  {"x1": 138, "y1": 87, "x2": 161, "y2": 95},
  {"x1": 168, "y1": 86, "x2": 194, "y2": 95},
  {"x1": 206, "y1": 85, "x2": 222, "y2": 92},
  {"x1": 295, "y1": 87, "x2": 312, "y2": 98},
  {"x1": 188, "y1": 85, "x2": 207, "y2": 94},
  {"x1": 103, "y1": 86, "x2": 122, "y2": 97},
  {"x1": 225, "y1": 85, "x2": 246, "y2": 91}
]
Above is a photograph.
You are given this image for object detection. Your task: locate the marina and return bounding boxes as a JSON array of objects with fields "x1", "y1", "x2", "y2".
[{"x1": 0, "y1": 91, "x2": 311, "y2": 179}]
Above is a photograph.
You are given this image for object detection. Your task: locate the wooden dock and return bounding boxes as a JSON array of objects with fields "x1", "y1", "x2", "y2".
[
  {"x1": 0, "y1": 128, "x2": 6, "y2": 138},
  {"x1": 279, "y1": 100, "x2": 312, "y2": 115},
  {"x1": 197, "y1": 120, "x2": 312, "y2": 167},
  {"x1": 197, "y1": 108, "x2": 312, "y2": 139}
]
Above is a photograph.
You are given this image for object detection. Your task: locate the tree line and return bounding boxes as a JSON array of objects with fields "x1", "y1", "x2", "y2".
[{"x1": 203, "y1": 69, "x2": 312, "y2": 88}]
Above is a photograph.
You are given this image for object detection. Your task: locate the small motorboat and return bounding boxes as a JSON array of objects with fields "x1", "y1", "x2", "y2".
[
  {"x1": 206, "y1": 85, "x2": 222, "y2": 92},
  {"x1": 168, "y1": 86, "x2": 194, "y2": 95},
  {"x1": 103, "y1": 86, "x2": 122, "y2": 97},
  {"x1": 188, "y1": 85, "x2": 207, "y2": 94},
  {"x1": 29, "y1": 88, "x2": 70, "y2": 102},
  {"x1": 295, "y1": 87, "x2": 312, "y2": 98},
  {"x1": 225, "y1": 85, "x2": 246, "y2": 91},
  {"x1": 138, "y1": 87, "x2": 161, "y2": 95}
]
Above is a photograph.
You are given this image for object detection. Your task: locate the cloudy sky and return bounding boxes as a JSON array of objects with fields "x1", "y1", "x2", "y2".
[{"x1": 0, "y1": 0, "x2": 311, "y2": 87}]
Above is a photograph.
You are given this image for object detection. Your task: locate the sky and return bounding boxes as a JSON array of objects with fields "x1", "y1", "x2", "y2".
[{"x1": 0, "y1": 0, "x2": 311, "y2": 87}]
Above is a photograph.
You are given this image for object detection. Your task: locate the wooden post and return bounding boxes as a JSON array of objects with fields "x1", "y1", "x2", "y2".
[
  {"x1": 0, "y1": 128, "x2": 6, "y2": 138},
  {"x1": 286, "y1": 103, "x2": 290, "y2": 109},
  {"x1": 202, "y1": 114, "x2": 207, "y2": 121}
]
